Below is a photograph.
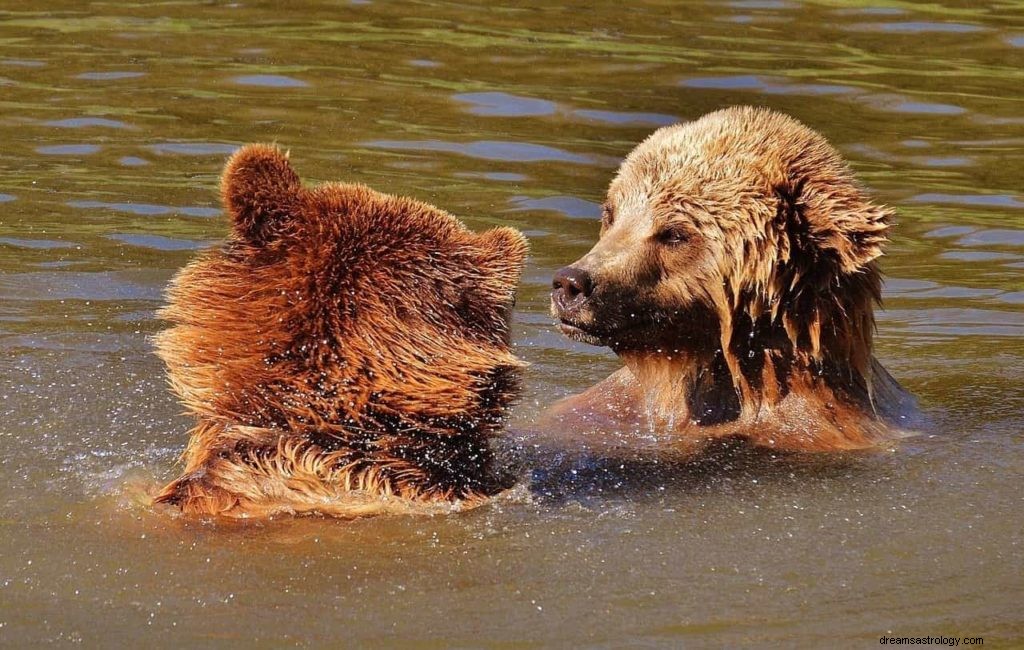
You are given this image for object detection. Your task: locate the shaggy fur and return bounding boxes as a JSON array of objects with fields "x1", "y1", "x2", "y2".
[
  {"x1": 548, "y1": 106, "x2": 914, "y2": 451},
  {"x1": 154, "y1": 144, "x2": 528, "y2": 518}
]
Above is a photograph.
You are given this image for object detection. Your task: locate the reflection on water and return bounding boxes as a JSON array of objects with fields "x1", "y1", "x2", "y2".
[
  {"x1": 846, "y1": 21, "x2": 987, "y2": 34},
  {"x1": 455, "y1": 91, "x2": 559, "y2": 117},
  {"x1": 146, "y1": 143, "x2": 238, "y2": 156},
  {"x1": 231, "y1": 74, "x2": 310, "y2": 88},
  {"x1": 368, "y1": 139, "x2": 599, "y2": 164},
  {"x1": 35, "y1": 144, "x2": 103, "y2": 155},
  {"x1": 911, "y1": 193, "x2": 1024, "y2": 210},
  {"x1": 682, "y1": 74, "x2": 858, "y2": 96},
  {"x1": 75, "y1": 71, "x2": 145, "y2": 80},
  {"x1": 44, "y1": 117, "x2": 131, "y2": 129},
  {"x1": 0, "y1": 0, "x2": 1022, "y2": 646},
  {"x1": 67, "y1": 200, "x2": 219, "y2": 218},
  {"x1": 510, "y1": 195, "x2": 601, "y2": 219}
]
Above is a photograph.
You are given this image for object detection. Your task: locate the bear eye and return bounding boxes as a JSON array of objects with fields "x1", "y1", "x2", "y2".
[{"x1": 657, "y1": 226, "x2": 689, "y2": 246}]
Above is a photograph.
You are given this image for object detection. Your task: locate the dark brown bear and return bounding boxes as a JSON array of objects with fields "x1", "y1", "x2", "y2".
[
  {"x1": 548, "y1": 106, "x2": 915, "y2": 452},
  {"x1": 154, "y1": 144, "x2": 528, "y2": 518}
]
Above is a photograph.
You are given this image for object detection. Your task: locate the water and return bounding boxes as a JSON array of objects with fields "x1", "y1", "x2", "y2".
[{"x1": 1, "y1": 1, "x2": 1022, "y2": 646}]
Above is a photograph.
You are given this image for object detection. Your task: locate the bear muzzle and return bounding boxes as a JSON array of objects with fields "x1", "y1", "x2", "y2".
[{"x1": 551, "y1": 265, "x2": 608, "y2": 345}]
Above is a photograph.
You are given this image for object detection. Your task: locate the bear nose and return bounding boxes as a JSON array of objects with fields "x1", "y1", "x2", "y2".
[{"x1": 552, "y1": 266, "x2": 594, "y2": 310}]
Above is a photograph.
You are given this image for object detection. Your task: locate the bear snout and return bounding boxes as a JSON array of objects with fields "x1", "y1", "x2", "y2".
[
  {"x1": 551, "y1": 265, "x2": 594, "y2": 314},
  {"x1": 551, "y1": 265, "x2": 607, "y2": 345}
]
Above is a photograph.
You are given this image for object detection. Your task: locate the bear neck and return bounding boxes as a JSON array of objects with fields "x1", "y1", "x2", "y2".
[
  {"x1": 618, "y1": 339, "x2": 875, "y2": 431},
  {"x1": 619, "y1": 350, "x2": 726, "y2": 426}
]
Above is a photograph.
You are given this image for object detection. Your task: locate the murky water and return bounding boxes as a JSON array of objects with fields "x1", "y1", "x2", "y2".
[{"x1": 1, "y1": 1, "x2": 1022, "y2": 646}]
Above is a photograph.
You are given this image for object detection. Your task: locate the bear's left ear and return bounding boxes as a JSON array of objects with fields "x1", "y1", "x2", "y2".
[{"x1": 221, "y1": 144, "x2": 304, "y2": 247}]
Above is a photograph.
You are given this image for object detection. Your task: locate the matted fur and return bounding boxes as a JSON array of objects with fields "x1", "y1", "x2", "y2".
[
  {"x1": 154, "y1": 144, "x2": 528, "y2": 518},
  {"x1": 548, "y1": 106, "x2": 915, "y2": 451}
]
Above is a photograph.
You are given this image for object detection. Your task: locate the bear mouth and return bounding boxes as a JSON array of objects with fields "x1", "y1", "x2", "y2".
[
  {"x1": 558, "y1": 313, "x2": 671, "y2": 349},
  {"x1": 557, "y1": 318, "x2": 607, "y2": 346}
]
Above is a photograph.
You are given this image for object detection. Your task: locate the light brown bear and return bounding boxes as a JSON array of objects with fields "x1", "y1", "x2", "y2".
[
  {"x1": 548, "y1": 106, "x2": 915, "y2": 452},
  {"x1": 154, "y1": 144, "x2": 528, "y2": 518}
]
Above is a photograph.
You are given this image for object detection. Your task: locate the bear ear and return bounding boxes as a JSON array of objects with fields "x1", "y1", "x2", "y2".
[
  {"x1": 475, "y1": 226, "x2": 529, "y2": 289},
  {"x1": 778, "y1": 178, "x2": 892, "y2": 276},
  {"x1": 221, "y1": 144, "x2": 303, "y2": 246}
]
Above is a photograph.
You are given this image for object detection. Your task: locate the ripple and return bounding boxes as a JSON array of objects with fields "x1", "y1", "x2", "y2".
[
  {"x1": 913, "y1": 286, "x2": 1002, "y2": 300},
  {"x1": 0, "y1": 193, "x2": 14, "y2": 203},
  {"x1": 885, "y1": 308, "x2": 1024, "y2": 338},
  {"x1": 456, "y1": 172, "x2": 528, "y2": 182},
  {"x1": 408, "y1": 59, "x2": 441, "y2": 68},
  {"x1": 940, "y1": 250, "x2": 1021, "y2": 263},
  {"x1": 573, "y1": 109, "x2": 677, "y2": 126},
  {"x1": 857, "y1": 94, "x2": 965, "y2": 115},
  {"x1": 951, "y1": 136, "x2": 1024, "y2": 147},
  {"x1": 453, "y1": 92, "x2": 557, "y2": 117},
  {"x1": 231, "y1": 74, "x2": 309, "y2": 88},
  {"x1": 901, "y1": 139, "x2": 931, "y2": 148},
  {"x1": 147, "y1": 142, "x2": 238, "y2": 156},
  {"x1": 510, "y1": 195, "x2": 601, "y2": 219},
  {"x1": 909, "y1": 193, "x2": 1024, "y2": 209},
  {"x1": 367, "y1": 139, "x2": 595, "y2": 164},
  {"x1": 727, "y1": 0, "x2": 795, "y2": 7},
  {"x1": 118, "y1": 156, "x2": 150, "y2": 166},
  {"x1": 386, "y1": 160, "x2": 440, "y2": 172},
  {"x1": 834, "y1": 7, "x2": 905, "y2": 15},
  {"x1": 68, "y1": 200, "x2": 219, "y2": 218},
  {"x1": 680, "y1": 75, "x2": 857, "y2": 96},
  {"x1": 924, "y1": 226, "x2": 975, "y2": 239},
  {"x1": 0, "y1": 271, "x2": 163, "y2": 302},
  {"x1": 76, "y1": 71, "x2": 145, "y2": 80},
  {"x1": 0, "y1": 238, "x2": 78, "y2": 250},
  {"x1": 998, "y1": 291, "x2": 1024, "y2": 305},
  {"x1": 44, "y1": 117, "x2": 130, "y2": 129},
  {"x1": 1, "y1": 59, "x2": 45, "y2": 67},
  {"x1": 957, "y1": 229, "x2": 1024, "y2": 248},
  {"x1": 107, "y1": 234, "x2": 211, "y2": 251},
  {"x1": 885, "y1": 278, "x2": 940, "y2": 297},
  {"x1": 907, "y1": 156, "x2": 973, "y2": 168},
  {"x1": 36, "y1": 144, "x2": 101, "y2": 155},
  {"x1": 1008, "y1": 35, "x2": 1024, "y2": 48},
  {"x1": 850, "y1": 142, "x2": 957, "y2": 166},
  {"x1": 846, "y1": 21, "x2": 986, "y2": 34}
]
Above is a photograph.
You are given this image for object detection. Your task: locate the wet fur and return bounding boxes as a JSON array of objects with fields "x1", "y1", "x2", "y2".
[
  {"x1": 547, "y1": 106, "x2": 915, "y2": 452},
  {"x1": 155, "y1": 144, "x2": 528, "y2": 518}
]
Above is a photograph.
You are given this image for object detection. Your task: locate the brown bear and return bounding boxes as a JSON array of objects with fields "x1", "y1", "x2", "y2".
[
  {"x1": 547, "y1": 106, "x2": 915, "y2": 452},
  {"x1": 154, "y1": 144, "x2": 528, "y2": 518}
]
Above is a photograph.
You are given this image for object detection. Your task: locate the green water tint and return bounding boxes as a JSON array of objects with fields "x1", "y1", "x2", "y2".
[{"x1": 1, "y1": 1, "x2": 1022, "y2": 646}]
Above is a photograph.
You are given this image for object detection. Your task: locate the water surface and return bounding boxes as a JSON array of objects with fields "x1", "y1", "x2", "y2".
[{"x1": 1, "y1": 1, "x2": 1022, "y2": 647}]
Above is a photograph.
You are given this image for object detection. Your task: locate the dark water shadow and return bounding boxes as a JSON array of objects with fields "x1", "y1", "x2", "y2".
[{"x1": 500, "y1": 436, "x2": 885, "y2": 508}]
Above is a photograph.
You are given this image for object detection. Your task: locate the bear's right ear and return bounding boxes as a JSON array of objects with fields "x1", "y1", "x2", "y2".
[{"x1": 221, "y1": 144, "x2": 303, "y2": 246}]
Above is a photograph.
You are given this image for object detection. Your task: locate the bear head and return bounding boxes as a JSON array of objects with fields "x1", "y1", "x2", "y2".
[
  {"x1": 156, "y1": 144, "x2": 529, "y2": 444},
  {"x1": 552, "y1": 106, "x2": 892, "y2": 406}
]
